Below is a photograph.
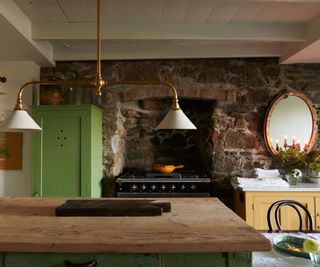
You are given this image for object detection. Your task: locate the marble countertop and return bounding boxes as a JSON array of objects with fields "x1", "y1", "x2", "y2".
[{"x1": 236, "y1": 182, "x2": 320, "y2": 192}]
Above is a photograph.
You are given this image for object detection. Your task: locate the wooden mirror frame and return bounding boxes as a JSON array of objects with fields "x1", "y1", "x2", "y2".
[{"x1": 264, "y1": 90, "x2": 317, "y2": 159}]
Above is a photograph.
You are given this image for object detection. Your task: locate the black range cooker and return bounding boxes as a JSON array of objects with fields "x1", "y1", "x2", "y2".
[{"x1": 116, "y1": 170, "x2": 211, "y2": 197}]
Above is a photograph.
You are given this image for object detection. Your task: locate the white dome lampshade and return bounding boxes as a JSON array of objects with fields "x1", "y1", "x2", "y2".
[
  {"x1": 156, "y1": 108, "x2": 197, "y2": 130},
  {"x1": 0, "y1": 110, "x2": 41, "y2": 132}
]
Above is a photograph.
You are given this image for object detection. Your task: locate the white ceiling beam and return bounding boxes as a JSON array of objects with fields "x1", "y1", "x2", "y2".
[
  {"x1": 0, "y1": 0, "x2": 54, "y2": 66},
  {"x1": 32, "y1": 22, "x2": 306, "y2": 42},
  {"x1": 280, "y1": 13, "x2": 320, "y2": 63},
  {"x1": 53, "y1": 43, "x2": 282, "y2": 61}
]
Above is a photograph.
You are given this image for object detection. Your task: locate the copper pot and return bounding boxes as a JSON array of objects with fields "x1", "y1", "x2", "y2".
[
  {"x1": 153, "y1": 164, "x2": 184, "y2": 173},
  {"x1": 40, "y1": 86, "x2": 63, "y2": 105}
]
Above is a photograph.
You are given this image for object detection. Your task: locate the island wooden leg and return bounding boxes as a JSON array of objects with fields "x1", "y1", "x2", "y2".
[{"x1": 228, "y1": 252, "x2": 252, "y2": 267}]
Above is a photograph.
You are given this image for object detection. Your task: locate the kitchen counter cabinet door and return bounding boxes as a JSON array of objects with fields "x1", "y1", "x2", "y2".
[
  {"x1": 235, "y1": 190, "x2": 315, "y2": 230},
  {"x1": 252, "y1": 195, "x2": 314, "y2": 230},
  {"x1": 315, "y1": 196, "x2": 320, "y2": 230},
  {"x1": 32, "y1": 105, "x2": 102, "y2": 198}
]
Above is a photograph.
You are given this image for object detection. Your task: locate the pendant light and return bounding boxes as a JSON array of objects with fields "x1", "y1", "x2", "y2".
[
  {"x1": 0, "y1": 110, "x2": 41, "y2": 132},
  {"x1": 0, "y1": 0, "x2": 196, "y2": 132}
]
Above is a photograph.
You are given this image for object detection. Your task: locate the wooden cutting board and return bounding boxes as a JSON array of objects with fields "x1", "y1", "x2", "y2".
[{"x1": 55, "y1": 199, "x2": 171, "y2": 217}]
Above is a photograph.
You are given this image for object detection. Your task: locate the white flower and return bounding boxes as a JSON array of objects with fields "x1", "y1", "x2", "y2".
[{"x1": 292, "y1": 168, "x2": 302, "y2": 179}]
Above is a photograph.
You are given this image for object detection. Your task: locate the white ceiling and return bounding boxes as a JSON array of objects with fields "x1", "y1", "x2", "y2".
[{"x1": 1, "y1": 0, "x2": 320, "y2": 66}]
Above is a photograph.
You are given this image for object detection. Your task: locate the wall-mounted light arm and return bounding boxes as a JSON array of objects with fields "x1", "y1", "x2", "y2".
[
  {"x1": 1, "y1": 79, "x2": 96, "y2": 132},
  {"x1": 0, "y1": 76, "x2": 7, "y2": 95}
]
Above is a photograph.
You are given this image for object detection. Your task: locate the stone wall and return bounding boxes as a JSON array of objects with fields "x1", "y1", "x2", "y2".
[{"x1": 40, "y1": 58, "x2": 320, "y2": 205}]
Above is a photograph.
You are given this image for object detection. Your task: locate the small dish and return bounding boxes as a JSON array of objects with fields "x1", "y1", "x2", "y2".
[
  {"x1": 308, "y1": 177, "x2": 320, "y2": 184},
  {"x1": 273, "y1": 235, "x2": 310, "y2": 259}
]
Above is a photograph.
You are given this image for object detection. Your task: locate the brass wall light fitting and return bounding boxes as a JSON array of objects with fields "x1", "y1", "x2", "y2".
[
  {"x1": 0, "y1": 76, "x2": 7, "y2": 95},
  {"x1": 0, "y1": 0, "x2": 196, "y2": 132}
]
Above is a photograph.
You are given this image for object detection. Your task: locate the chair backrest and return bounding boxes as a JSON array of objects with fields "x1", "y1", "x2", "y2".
[{"x1": 267, "y1": 200, "x2": 314, "y2": 232}]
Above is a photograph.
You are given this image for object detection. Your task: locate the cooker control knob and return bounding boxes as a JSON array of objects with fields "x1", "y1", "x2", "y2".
[
  {"x1": 191, "y1": 185, "x2": 196, "y2": 191},
  {"x1": 141, "y1": 184, "x2": 146, "y2": 191},
  {"x1": 161, "y1": 185, "x2": 166, "y2": 190},
  {"x1": 151, "y1": 185, "x2": 156, "y2": 191},
  {"x1": 171, "y1": 185, "x2": 176, "y2": 190},
  {"x1": 131, "y1": 184, "x2": 137, "y2": 191},
  {"x1": 181, "y1": 184, "x2": 186, "y2": 190}
]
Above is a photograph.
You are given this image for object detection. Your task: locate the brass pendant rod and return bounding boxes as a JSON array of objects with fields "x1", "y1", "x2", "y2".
[
  {"x1": 95, "y1": 0, "x2": 106, "y2": 96},
  {"x1": 96, "y1": 0, "x2": 101, "y2": 81}
]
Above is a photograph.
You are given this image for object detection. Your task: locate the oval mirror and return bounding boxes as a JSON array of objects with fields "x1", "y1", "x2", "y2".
[{"x1": 264, "y1": 91, "x2": 317, "y2": 158}]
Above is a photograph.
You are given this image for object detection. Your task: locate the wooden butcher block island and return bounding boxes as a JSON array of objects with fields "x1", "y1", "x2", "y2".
[{"x1": 0, "y1": 197, "x2": 271, "y2": 267}]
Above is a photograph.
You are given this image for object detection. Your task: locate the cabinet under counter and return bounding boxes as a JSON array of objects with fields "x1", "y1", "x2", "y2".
[{"x1": 234, "y1": 184, "x2": 320, "y2": 231}]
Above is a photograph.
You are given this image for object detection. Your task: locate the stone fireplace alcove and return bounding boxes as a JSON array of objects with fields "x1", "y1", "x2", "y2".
[
  {"x1": 40, "y1": 58, "x2": 320, "y2": 207},
  {"x1": 113, "y1": 99, "x2": 215, "y2": 175}
]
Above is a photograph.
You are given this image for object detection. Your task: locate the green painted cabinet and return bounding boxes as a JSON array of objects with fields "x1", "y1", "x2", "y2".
[
  {"x1": 32, "y1": 105, "x2": 102, "y2": 198},
  {"x1": 4, "y1": 253, "x2": 159, "y2": 267},
  {"x1": 2, "y1": 252, "x2": 251, "y2": 267}
]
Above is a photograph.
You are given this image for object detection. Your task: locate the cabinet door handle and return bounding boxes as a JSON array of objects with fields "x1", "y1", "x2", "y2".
[{"x1": 65, "y1": 259, "x2": 98, "y2": 267}]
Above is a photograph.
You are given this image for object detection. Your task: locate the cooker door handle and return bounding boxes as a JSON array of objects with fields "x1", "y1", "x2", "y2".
[{"x1": 65, "y1": 259, "x2": 98, "y2": 267}]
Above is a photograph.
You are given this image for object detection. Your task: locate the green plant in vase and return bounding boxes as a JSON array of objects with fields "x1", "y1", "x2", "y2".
[
  {"x1": 277, "y1": 146, "x2": 303, "y2": 165},
  {"x1": 301, "y1": 150, "x2": 320, "y2": 178},
  {"x1": 276, "y1": 146, "x2": 320, "y2": 184},
  {"x1": 277, "y1": 146, "x2": 304, "y2": 178}
]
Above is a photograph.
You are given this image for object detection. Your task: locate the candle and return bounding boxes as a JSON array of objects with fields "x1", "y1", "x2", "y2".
[
  {"x1": 297, "y1": 139, "x2": 301, "y2": 150},
  {"x1": 284, "y1": 135, "x2": 287, "y2": 147},
  {"x1": 304, "y1": 140, "x2": 308, "y2": 151},
  {"x1": 292, "y1": 135, "x2": 296, "y2": 147},
  {"x1": 276, "y1": 139, "x2": 279, "y2": 151}
]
